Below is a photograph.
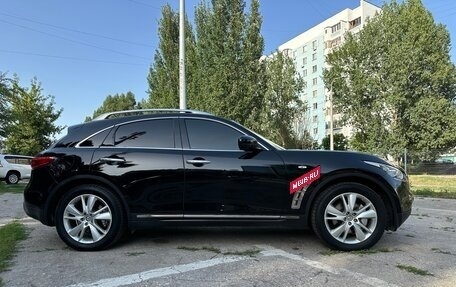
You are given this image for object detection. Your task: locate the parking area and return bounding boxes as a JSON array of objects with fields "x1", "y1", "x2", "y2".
[{"x1": 1, "y1": 194, "x2": 456, "y2": 287}]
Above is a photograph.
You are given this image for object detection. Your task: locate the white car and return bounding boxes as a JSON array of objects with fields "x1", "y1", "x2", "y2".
[{"x1": 0, "y1": 154, "x2": 33, "y2": 184}]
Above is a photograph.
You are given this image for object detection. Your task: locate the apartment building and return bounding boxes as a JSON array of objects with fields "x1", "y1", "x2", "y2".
[{"x1": 279, "y1": 0, "x2": 380, "y2": 144}]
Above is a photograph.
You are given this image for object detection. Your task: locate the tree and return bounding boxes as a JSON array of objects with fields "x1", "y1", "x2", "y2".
[
  {"x1": 324, "y1": 0, "x2": 456, "y2": 160},
  {"x1": 0, "y1": 73, "x2": 13, "y2": 139},
  {"x1": 262, "y1": 50, "x2": 306, "y2": 148},
  {"x1": 191, "y1": 0, "x2": 267, "y2": 128},
  {"x1": 292, "y1": 111, "x2": 318, "y2": 149},
  {"x1": 86, "y1": 91, "x2": 137, "y2": 121},
  {"x1": 146, "y1": 4, "x2": 196, "y2": 109},
  {"x1": 320, "y1": 133, "x2": 348, "y2": 150},
  {"x1": 146, "y1": 0, "x2": 267, "y2": 129},
  {"x1": 4, "y1": 78, "x2": 63, "y2": 155}
]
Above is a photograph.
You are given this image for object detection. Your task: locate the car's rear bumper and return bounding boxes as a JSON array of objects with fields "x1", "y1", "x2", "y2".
[{"x1": 23, "y1": 200, "x2": 53, "y2": 226}]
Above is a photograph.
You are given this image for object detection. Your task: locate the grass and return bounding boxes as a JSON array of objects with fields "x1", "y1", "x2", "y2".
[
  {"x1": 319, "y1": 247, "x2": 400, "y2": 256},
  {"x1": 409, "y1": 175, "x2": 456, "y2": 198},
  {"x1": 431, "y1": 248, "x2": 453, "y2": 255},
  {"x1": 177, "y1": 246, "x2": 260, "y2": 257},
  {"x1": 178, "y1": 246, "x2": 221, "y2": 254},
  {"x1": 125, "y1": 252, "x2": 146, "y2": 256},
  {"x1": 222, "y1": 249, "x2": 260, "y2": 257},
  {"x1": 396, "y1": 264, "x2": 433, "y2": 276},
  {"x1": 0, "y1": 222, "x2": 28, "y2": 286},
  {"x1": 0, "y1": 182, "x2": 26, "y2": 195}
]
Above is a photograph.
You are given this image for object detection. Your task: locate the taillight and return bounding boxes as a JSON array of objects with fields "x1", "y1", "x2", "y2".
[{"x1": 31, "y1": 156, "x2": 56, "y2": 169}]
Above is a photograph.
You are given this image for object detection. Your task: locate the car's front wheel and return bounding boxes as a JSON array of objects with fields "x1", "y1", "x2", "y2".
[
  {"x1": 55, "y1": 184, "x2": 126, "y2": 251},
  {"x1": 311, "y1": 183, "x2": 387, "y2": 251}
]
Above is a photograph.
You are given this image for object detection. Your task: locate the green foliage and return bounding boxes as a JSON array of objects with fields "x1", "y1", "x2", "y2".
[
  {"x1": 146, "y1": 0, "x2": 306, "y2": 145},
  {"x1": 0, "y1": 182, "x2": 27, "y2": 195},
  {"x1": 262, "y1": 51, "x2": 306, "y2": 148},
  {"x1": 396, "y1": 264, "x2": 433, "y2": 276},
  {"x1": 320, "y1": 133, "x2": 348, "y2": 150},
  {"x1": 146, "y1": 0, "x2": 270, "y2": 130},
  {"x1": 0, "y1": 222, "x2": 27, "y2": 273},
  {"x1": 0, "y1": 74, "x2": 12, "y2": 140},
  {"x1": 86, "y1": 91, "x2": 137, "y2": 121},
  {"x1": 4, "y1": 78, "x2": 63, "y2": 156},
  {"x1": 324, "y1": 0, "x2": 456, "y2": 160},
  {"x1": 146, "y1": 4, "x2": 196, "y2": 109}
]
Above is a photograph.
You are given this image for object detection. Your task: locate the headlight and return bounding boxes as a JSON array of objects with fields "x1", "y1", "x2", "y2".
[{"x1": 364, "y1": 161, "x2": 405, "y2": 181}]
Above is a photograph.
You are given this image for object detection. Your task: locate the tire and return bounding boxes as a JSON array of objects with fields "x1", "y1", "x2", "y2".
[
  {"x1": 6, "y1": 171, "x2": 20, "y2": 184},
  {"x1": 55, "y1": 184, "x2": 126, "y2": 251},
  {"x1": 311, "y1": 183, "x2": 386, "y2": 251}
]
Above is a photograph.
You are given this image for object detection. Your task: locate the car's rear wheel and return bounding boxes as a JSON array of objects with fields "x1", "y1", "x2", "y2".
[
  {"x1": 6, "y1": 171, "x2": 20, "y2": 184},
  {"x1": 311, "y1": 183, "x2": 386, "y2": 251},
  {"x1": 55, "y1": 184, "x2": 126, "y2": 251}
]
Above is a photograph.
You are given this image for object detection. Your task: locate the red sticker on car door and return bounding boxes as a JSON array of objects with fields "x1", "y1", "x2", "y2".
[{"x1": 289, "y1": 166, "x2": 321, "y2": 194}]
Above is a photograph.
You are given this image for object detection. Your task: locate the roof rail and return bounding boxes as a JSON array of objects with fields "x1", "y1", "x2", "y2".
[{"x1": 93, "y1": 109, "x2": 212, "y2": 120}]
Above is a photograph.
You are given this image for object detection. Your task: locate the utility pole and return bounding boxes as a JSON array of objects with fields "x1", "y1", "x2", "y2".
[
  {"x1": 329, "y1": 83, "x2": 334, "y2": 151},
  {"x1": 179, "y1": 0, "x2": 186, "y2": 109}
]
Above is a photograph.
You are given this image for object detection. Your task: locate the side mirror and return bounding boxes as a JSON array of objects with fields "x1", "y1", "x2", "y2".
[{"x1": 238, "y1": 136, "x2": 261, "y2": 152}]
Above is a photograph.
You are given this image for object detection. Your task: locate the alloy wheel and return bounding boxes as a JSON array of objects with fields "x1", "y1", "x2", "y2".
[
  {"x1": 63, "y1": 194, "x2": 112, "y2": 244},
  {"x1": 324, "y1": 192, "x2": 378, "y2": 244}
]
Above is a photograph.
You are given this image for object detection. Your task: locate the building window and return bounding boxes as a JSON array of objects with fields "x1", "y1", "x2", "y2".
[
  {"x1": 312, "y1": 53, "x2": 317, "y2": 61},
  {"x1": 331, "y1": 22, "x2": 341, "y2": 33},
  {"x1": 313, "y1": 102, "x2": 318, "y2": 110},
  {"x1": 312, "y1": 77, "x2": 318, "y2": 86},
  {"x1": 313, "y1": 115, "x2": 318, "y2": 123},
  {"x1": 303, "y1": 81, "x2": 307, "y2": 89},
  {"x1": 313, "y1": 128, "x2": 318, "y2": 135},
  {"x1": 312, "y1": 40, "x2": 317, "y2": 50},
  {"x1": 303, "y1": 45, "x2": 307, "y2": 53},
  {"x1": 312, "y1": 65, "x2": 317, "y2": 73},
  {"x1": 303, "y1": 57, "x2": 307, "y2": 66},
  {"x1": 293, "y1": 51, "x2": 297, "y2": 58},
  {"x1": 313, "y1": 90, "x2": 317, "y2": 97},
  {"x1": 303, "y1": 69, "x2": 307, "y2": 77},
  {"x1": 349, "y1": 17, "x2": 361, "y2": 29}
]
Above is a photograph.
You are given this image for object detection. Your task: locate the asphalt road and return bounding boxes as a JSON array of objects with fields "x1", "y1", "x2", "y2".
[{"x1": 1, "y1": 193, "x2": 455, "y2": 287}]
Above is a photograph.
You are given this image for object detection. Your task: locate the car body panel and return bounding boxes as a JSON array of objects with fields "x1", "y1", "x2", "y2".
[{"x1": 23, "y1": 112, "x2": 413, "y2": 242}]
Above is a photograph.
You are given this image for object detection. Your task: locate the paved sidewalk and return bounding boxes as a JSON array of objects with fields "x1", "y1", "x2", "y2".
[{"x1": 0, "y1": 193, "x2": 27, "y2": 226}]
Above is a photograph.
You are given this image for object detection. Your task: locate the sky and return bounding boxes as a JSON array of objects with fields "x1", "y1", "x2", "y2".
[{"x1": 1, "y1": 0, "x2": 456, "y2": 136}]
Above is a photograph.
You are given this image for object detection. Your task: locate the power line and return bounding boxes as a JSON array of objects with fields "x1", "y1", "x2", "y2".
[
  {"x1": 0, "y1": 49, "x2": 147, "y2": 66},
  {"x1": 127, "y1": 0, "x2": 162, "y2": 9},
  {"x1": 0, "y1": 12, "x2": 154, "y2": 48},
  {"x1": 0, "y1": 19, "x2": 151, "y2": 60}
]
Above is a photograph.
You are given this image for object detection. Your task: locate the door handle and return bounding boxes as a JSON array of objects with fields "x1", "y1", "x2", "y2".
[
  {"x1": 99, "y1": 157, "x2": 126, "y2": 165},
  {"x1": 186, "y1": 159, "x2": 211, "y2": 166}
]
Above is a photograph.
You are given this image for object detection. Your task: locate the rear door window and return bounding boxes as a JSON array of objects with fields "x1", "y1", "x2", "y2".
[
  {"x1": 79, "y1": 128, "x2": 111, "y2": 147},
  {"x1": 113, "y1": 119, "x2": 175, "y2": 148}
]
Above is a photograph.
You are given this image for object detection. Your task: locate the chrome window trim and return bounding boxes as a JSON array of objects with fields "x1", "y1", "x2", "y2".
[
  {"x1": 75, "y1": 117, "x2": 176, "y2": 149},
  {"x1": 98, "y1": 146, "x2": 181, "y2": 151},
  {"x1": 75, "y1": 126, "x2": 114, "y2": 148},
  {"x1": 75, "y1": 116, "x2": 270, "y2": 151}
]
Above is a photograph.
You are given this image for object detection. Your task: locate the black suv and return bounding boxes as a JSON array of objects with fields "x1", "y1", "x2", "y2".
[{"x1": 24, "y1": 109, "x2": 413, "y2": 251}]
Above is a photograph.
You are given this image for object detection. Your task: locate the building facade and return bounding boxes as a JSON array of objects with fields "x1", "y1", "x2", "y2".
[{"x1": 278, "y1": 1, "x2": 381, "y2": 144}]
